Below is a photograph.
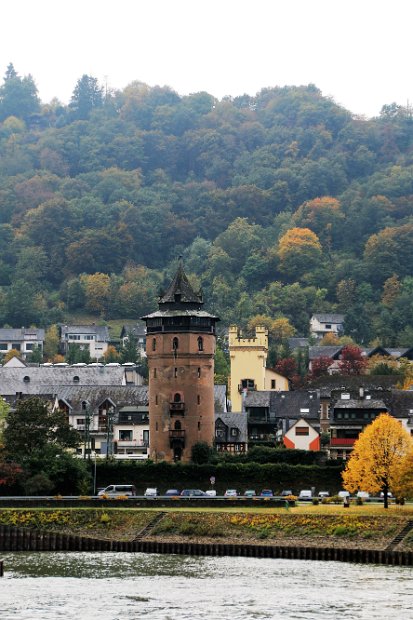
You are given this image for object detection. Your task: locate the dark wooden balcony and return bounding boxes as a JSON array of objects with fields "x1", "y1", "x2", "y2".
[{"x1": 169, "y1": 429, "x2": 185, "y2": 448}]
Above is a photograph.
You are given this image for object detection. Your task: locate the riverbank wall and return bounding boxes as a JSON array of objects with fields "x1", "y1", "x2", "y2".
[{"x1": 0, "y1": 525, "x2": 412, "y2": 566}]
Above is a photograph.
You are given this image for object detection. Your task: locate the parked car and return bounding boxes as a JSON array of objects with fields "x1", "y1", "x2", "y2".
[
  {"x1": 280, "y1": 490, "x2": 293, "y2": 497},
  {"x1": 180, "y1": 489, "x2": 207, "y2": 497},
  {"x1": 380, "y1": 491, "x2": 393, "y2": 498},
  {"x1": 338, "y1": 490, "x2": 350, "y2": 499},
  {"x1": 224, "y1": 489, "x2": 238, "y2": 497},
  {"x1": 97, "y1": 484, "x2": 137, "y2": 497},
  {"x1": 205, "y1": 489, "x2": 217, "y2": 497},
  {"x1": 318, "y1": 491, "x2": 330, "y2": 498},
  {"x1": 260, "y1": 489, "x2": 274, "y2": 497},
  {"x1": 298, "y1": 490, "x2": 313, "y2": 501},
  {"x1": 244, "y1": 489, "x2": 256, "y2": 497},
  {"x1": 164, "y1": 489, "x2": 180, "y2": 497},
  {"x1": 144, "y1": 487, "x2": 158, "y2": 497}
]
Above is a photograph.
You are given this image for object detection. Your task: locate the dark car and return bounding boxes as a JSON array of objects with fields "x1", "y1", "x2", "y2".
[
  {"x1": 180, "y1": 489, "x2": 207, "y2": 497},
  {"x1": 164, "y1": 489, "x2": 180, "y2": 497},
  {"x1": 260, "y1": 489, "x2": 274, "y2": 497},
  {"x1": 280, "y1": 490, "x2": 293, "y2": 497}
]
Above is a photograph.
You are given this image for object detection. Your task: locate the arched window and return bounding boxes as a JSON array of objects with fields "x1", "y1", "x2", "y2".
[
  {"x1": 174, "y1": 420, "x2": 182, "y2": 430},
  {"x1": 23, "y1": 375, "x2": 30, "y2": 383},
  {"x1": 172, "y1": 337, "x2": 179, "y2": 351},
  {"x1": 197, "y1": 337, "x2": 204, "y2": 351},
  {"x1": 152, "y1": 338, "x2": 156, "y2": 351},
  {"x1": 73, "y1": 375, "x2": 80, "y2": 383},
  {"x1": 174, "y1": 393, "x2": 181, "y2": 402}
]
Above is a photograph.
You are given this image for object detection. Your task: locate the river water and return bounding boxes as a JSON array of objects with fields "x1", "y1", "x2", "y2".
[{"x1": 0, "y1": 552, "x2": 412, "y2": 619}]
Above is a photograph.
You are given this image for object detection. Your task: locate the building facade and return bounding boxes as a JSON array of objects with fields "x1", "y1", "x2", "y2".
[
  {"x1": 142, "y1": 262, "x2": 219, "y2": 462},
  {"x1": 228, "y1": 325, "x2": 289, "y2": 412}
]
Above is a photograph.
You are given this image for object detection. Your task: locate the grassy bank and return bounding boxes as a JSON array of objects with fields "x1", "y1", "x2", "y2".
[{"x1": 0, "y1": 505, "x2": 412, "y2": 551}]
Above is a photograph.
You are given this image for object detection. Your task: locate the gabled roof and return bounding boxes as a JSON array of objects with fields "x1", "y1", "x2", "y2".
[
  {"x1": 245, "y1": 390, "x2": 320, "y2": 420},
  {"x1": 0, "y1": 328, "x2": 45, "y2": 341},
  {"x1": 309, "y1": 346, "x2": 343, "y2": 360},
  {"x1": 120, "y1": 322, "x2": 146, "y2": 339},
  {"x1": 333, "y1": 398, "x2": 388, "y2": 410},
  {"x1": 55, "y1": 385, "x2": 149, "y2": 413},
  {"x1": 0, "y1": 366, "x2": 129, "y2": 396},
  {"x1": 310, "y1": 375, "x2": 400, "y2": 396},
  {"x1": 60, "y1": 325, "x2": 109, "y2": 341},
  {"x1": 311, "y1": 314, "x2": 344, "y2": 324},
  {"x1": 215, "y1": 411, "x2": 248, "y2": 442}
]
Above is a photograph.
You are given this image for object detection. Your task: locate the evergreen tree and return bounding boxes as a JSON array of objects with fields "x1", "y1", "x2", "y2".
[
  {"x1": 69, "y1": 74, "x2": 103, "y2": 119},
  {"x1": 0, "y1": 63, "x2": 40, "y2": 121}
]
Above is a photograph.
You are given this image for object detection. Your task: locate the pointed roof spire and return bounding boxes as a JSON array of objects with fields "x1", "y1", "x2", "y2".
[{"x1": 159, "y1": 259, "x2": 203, "y2": 308}]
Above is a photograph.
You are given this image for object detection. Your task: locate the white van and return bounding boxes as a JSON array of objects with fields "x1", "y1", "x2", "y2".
[
  {"x1": 98, "y1": 484, "x2": 137, "y2": 497},
  {"x1": 298, "y1": 489, "x2": 313, "y2": 500}
]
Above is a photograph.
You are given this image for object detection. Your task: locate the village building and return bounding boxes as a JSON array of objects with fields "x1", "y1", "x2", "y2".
[
  {"x1": 59, "y1": 324, "x2": 110, "y2": 360},
  {"x1": 0, "y1": 327, "x2": 44, "y2": 360},
  {"x1": 228, "y1": 325, "x2": 289, "y2": 413}
]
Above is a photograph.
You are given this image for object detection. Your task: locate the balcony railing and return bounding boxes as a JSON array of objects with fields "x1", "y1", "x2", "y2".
[
  {"x1": 330, "y1": 438, "x2": 356, "y2": 446},
  {"x1": 170, "y1": 402, "x2": 185, "y2": 414}
]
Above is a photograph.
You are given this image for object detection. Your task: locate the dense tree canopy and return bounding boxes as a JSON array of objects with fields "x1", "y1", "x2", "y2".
[{"x1": 0, "y1": 68, "x2": 413, "y2": 347}]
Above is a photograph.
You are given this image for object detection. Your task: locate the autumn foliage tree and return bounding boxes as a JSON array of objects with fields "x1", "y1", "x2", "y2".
[
  {"x1": 338, "y1": 345, "x2": 368, "y2": 375},
  {"x1": 342, "y1": 413, "x2": 413, "y2": 508},
  {"x1": 278, "y1": 227, "x2": 323, "y2": 280}
]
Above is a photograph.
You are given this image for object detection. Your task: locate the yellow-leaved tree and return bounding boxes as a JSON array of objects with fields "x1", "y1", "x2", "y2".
[{"x1": 342, "y1": 413, "x2": 413, "y2": 508}]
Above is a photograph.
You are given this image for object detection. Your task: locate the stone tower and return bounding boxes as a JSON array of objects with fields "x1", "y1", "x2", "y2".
[{"x1": 142, "y1": 262, "x2": 219, "y2": 462}]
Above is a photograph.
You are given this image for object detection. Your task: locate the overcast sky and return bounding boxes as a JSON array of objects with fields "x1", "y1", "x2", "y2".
[{"x1": 1, "y1": 0, "x2": 411, "y2": 118}]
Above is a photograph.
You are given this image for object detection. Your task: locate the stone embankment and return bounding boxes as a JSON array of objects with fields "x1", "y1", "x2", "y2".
[{"x1": 1, "y1": 524, "x2": 412, "y2": 566}]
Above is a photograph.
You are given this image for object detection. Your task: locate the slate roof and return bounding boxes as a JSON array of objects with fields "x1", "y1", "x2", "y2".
[
  {"x1": 215, "y1": 412, "x2": 248, "y2": 442},
  {"x1": 245, "y1": 390, "x2": 320, "y2": 420},
  {"x1": 0, "y1": 366, "x2": 128, "y2": 396},
  {"x1": 214, "y1": 384, "x2": 227, "y2": 412},
  {"x1": 120, "y1": 322, "x2": 146, "y2": 339},
  {"x1": 159, "y1": 262, "x2": 203, "y2": 305},
  {"x1": 60, "y1": 325, "x2": 109, "y2": 341},
  {"x1": 0, "y1": 328, "x2": 45, "y2": 341},
  {"x1": 55, "y1": 385, "x2": 149, "y2": 414},
  {"x1": 312, "y1": 314, "x2": 344, "y2": 324},
  {"x1": 333, "y1": 398, "x2": 387, "y2": 410},
  {"x1": 309, "y1": 346, "x2": 343, "y2": 360},
  {"x1": 288, "y1": 338, "x2": 310, "y2": 350}
]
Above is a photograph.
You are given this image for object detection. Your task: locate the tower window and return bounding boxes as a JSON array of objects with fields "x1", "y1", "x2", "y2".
[
  {"x1": 172, "y1": 337, "x2": 179, "y2": 351},
  {"x1": 156, "y1": 422, "x2": 158, "y2": 431},
  {"x1": 174, "y1": 367, "x2": 178, "y2": 378},
  {"x1": 152, "y1": 338, "x2": 156, "y2": 351},
  {"x1": 197, "y1": 367, "x2": 201, "y2": 378},
  {"x1": 174, "y1": 393, "x2": 181, "y2": 403},
  {"x1": 155, "y1": 395, "x2": 158, "y2": 405},
  {"x1": 174, "y1": 420, "x2": 181, "y2": 430},
  {"x1": 198, "y1": 421, "x2": 201, "y2": 430},
  {"x1": 197, "y1": 395, "x2": 201, "y2": 405},
  {"x1": 198, "y1": 337, "x2": 204, "y2": 351},
  {"x1": 154, "y1": 368, "x2": 157, "y2": 378}
]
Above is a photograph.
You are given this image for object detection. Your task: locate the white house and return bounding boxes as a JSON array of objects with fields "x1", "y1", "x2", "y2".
[
  {"x1": 60, "y1": 325, "x2": 110, "y2": 359},
  {"x1": 310, "y1": 314, "x2": 344, "y2": 340},
  {"x1": 0, "y1": 328, "x2": 44, "y2": 360}
]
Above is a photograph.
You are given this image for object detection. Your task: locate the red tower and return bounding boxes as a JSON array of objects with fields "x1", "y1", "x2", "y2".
[{"x1": 142, "y1": 263, "x2": 219, "y2": 462}]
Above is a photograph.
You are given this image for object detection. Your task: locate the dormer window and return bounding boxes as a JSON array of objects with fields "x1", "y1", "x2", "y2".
[
  {"x1": 73, "y1": 376, "x2": 80, "y2": 383},
  {"x1": 23, "y1": 376, "x2": 30, "y2": 383}
]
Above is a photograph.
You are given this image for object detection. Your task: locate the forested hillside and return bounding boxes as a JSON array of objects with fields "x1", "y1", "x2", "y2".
[{"x1": 1, "y1": 64, "x2": 413, "y2": 346}]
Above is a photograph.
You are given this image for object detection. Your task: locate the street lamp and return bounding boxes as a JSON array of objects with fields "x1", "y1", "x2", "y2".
[{"x1": 83, "y1": 406, "x2": 92, "y2": 460}]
